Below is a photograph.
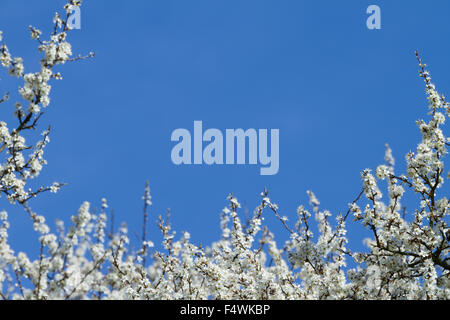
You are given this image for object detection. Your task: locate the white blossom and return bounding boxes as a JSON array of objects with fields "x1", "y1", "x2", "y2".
[{"x1": 0, "y1": 4, "x2": 448, "y2": 301}]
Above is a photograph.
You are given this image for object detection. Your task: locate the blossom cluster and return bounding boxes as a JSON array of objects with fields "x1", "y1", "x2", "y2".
[
  {"x1": 0, "y1": 1, "x2": 448, "y2": 300},
  {"x1": 0, "y1": 0, "x2": 90, "y2": 204}
]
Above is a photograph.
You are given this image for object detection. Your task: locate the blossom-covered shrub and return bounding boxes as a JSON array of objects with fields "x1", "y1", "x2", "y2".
[{"x1": 0, "y1": 1, "x2": 448, "y2": 300}]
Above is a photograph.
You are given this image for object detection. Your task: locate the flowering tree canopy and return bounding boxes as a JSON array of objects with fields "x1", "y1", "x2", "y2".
[{"x1": 0, "y1": 1, "x2": 448, "y2": 300}]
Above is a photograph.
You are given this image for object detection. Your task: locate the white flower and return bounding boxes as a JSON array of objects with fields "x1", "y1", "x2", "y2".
[
  {"x1": 376, "y1": 165, "x2": 390, "y2": 180},
  {"x1": 27, "y1": 103, "x2": 40, "y2": 114},
  {"x1": 50, "y1": 182, "x2": 61, "y2": 193}
]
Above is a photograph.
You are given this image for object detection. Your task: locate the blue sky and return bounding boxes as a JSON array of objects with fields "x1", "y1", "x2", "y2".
[{"x1": 1, "y1": 0, "x2": 449, "y2": 257}]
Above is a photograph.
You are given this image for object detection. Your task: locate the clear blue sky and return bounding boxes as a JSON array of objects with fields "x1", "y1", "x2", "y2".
[{"x1": 1, "y1": 0, "x2": 449, "y2": 256}]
